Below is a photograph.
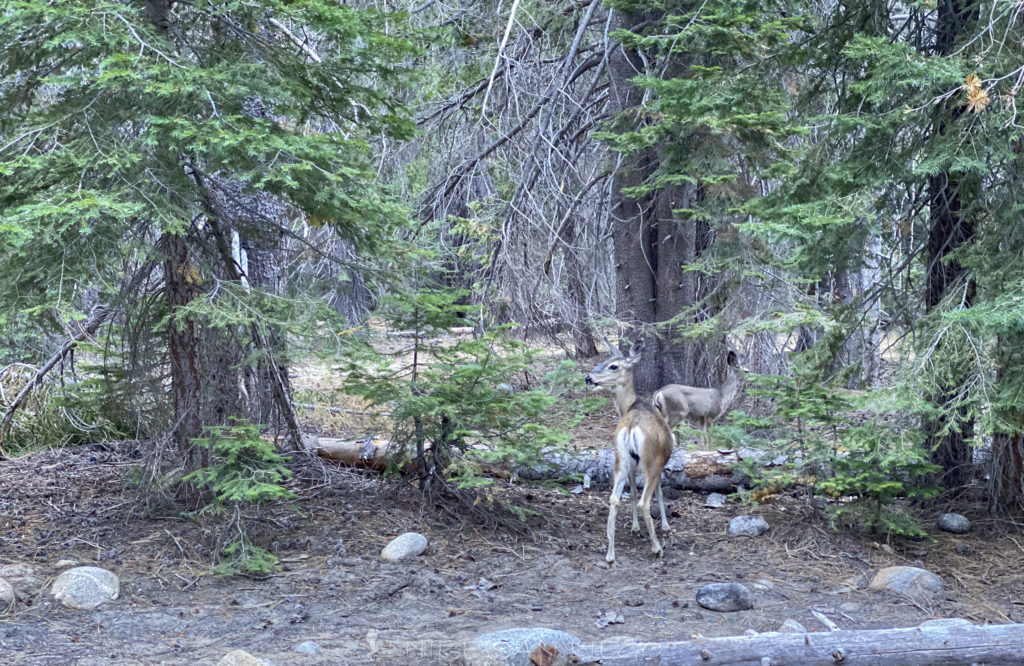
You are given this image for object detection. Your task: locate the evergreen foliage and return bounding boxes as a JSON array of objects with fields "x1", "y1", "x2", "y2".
[
  {"x1": 184, "y1": 417, "x2": 295, "y2": 576},
  {"x1": 0, "y1": 1, "x2": 416, "y2": 460},
  {"x1": 343, "y1": 284, "x2": 593, "y2": 503}
]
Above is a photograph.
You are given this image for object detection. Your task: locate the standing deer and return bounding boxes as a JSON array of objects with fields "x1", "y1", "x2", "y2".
[
  {"x1": 652, "y1": 350, "x2": 744, "y2": 449},
  {"x1": 586, "y1": 340, "x2": 673, "y2": 563}
]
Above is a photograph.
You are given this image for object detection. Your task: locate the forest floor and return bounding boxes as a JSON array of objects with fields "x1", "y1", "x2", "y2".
[{"x1": 1, "y1": 420, "x2": 1023, "y2": 665}]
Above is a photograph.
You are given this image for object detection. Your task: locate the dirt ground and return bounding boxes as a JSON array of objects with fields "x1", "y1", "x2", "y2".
[{"x1": 1, "y1": 431, "x2": 1023, "y2": 666}]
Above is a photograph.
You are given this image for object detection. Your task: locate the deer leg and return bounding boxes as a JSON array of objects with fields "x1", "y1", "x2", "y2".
[
  {"x1": 606, "y1": 466, "x2": 629, "y2": 564},
  {"x1": 637, "y1": 472, "x2": 664, "y2": 558},
  {"x1": 629, "y1": 468, "x2": 640, "y2": 534},
  {"x1": 655, "y1": 482, "x2": 670, "y2": 532}
]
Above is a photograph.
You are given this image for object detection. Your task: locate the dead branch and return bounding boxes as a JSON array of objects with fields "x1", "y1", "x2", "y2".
[{"x1": 0, "y1": 305, "x2": 112, "y2": 457}]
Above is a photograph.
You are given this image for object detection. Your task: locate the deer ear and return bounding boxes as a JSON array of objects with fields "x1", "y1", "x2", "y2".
[
  {"x1": 625, "y1": 337, "x2": 645, "y2": 365},
  {"x1": 727, "y1": 350, "x2": 739, "y2": 367}
]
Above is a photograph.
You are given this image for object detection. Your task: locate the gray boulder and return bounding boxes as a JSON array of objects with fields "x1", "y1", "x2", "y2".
[
  {"x1": 0, "y1": 563, "x2": 44, "y2": 601},
  {"x1": 381, "y1": 532, "x2": 428, "y2": 562},
  {"x1": 50, "y1": 566, "x2": 119, "y2": 610},
  {"x1": 217, "y1": 650, "x2": 266, "y2": 666},
  {"x1": 695, "y1": 582, "x2": 754, "y2": 612},
  {"x1": 777, "y1": 619, "x2": 807, "y2": 633},
  {"x1": 294, "y1": 640, "x2": 321, "y2": 654},
  {"x1": 937, "y1": 513, "x2": 970, "y2": 534},
  {"x1": 704, "y1": 493, "x2": 728, "y2": 508},
  {"x1": 868, "y1": 566, "x2": 944, "y2": 602},
  {"x1": 0, "y1": 578, "x2": 14, "y2": 608},
  {"x1": 728, "y1": 515, "x2": 770, "y2": 536}
]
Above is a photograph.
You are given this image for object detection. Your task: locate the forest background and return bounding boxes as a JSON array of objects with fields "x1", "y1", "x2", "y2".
[{"x1": 1, "y1": 0, "x2": 1023, "y2": 576}]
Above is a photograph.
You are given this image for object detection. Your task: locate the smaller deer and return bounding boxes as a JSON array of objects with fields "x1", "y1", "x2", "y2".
[
  {"x1": 586, "y1": 340, "x2": 673, "y2": 563},
  {"x1": 652, "y1": 351, "x2": 744, "y2": 449}
]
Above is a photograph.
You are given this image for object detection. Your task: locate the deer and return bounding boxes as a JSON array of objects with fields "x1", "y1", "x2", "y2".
[
  {"x1": 585, "y1": 339, "x2": 674, "y2": 564},
  {"x1": 652, "y1": 350, "x2": 744, "y2": 450}
]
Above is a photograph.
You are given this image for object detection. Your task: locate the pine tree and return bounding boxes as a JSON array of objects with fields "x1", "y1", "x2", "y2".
[{"x1": 0, "y1": 2, "x2": 415, "y2": 474}]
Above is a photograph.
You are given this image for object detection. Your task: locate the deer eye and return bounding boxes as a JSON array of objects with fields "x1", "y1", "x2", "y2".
[{"x1": 608, "y1": 364, "x2": 618, "y2": 371}]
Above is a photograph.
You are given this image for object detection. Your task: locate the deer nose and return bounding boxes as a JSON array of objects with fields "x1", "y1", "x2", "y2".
[{"x1": 585, "y1": 375, "x2": 594, "y2": 385}]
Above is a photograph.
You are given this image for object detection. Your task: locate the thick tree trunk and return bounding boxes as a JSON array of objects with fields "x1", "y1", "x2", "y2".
[
  {"x1": 922, "y1": 0, "x2": 977, "y2": 491},
  {"x1": 163, "y1": 233, "x2": 206, "y2": 472},
  {"x1": 606, "y1": 8, "x2": 714, "y2": 394}
]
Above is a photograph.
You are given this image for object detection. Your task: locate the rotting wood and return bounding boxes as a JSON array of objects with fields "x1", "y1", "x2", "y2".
[
  {"x1": 304, "y1": 435, "x2": 397, "y2": 470},
  {"x1": 569, "y1": 619, "x2": 1024, "y2": 666},
  {"x1": 305, "y1": 434, "x2": 749, "y2": 491}
]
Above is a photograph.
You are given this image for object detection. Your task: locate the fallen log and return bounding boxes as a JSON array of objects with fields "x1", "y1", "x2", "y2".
[
  {"x1": 303, "y1": 435, "x2": 396, "y2": 470},
  {"x1": 569, "y1": 619, "x2": 1024, "y2": 666},
  {"x1": 304, "y1": 434, "x2": 749, "y2": 491}
]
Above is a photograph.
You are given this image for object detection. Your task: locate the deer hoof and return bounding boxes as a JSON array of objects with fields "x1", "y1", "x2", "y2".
[
  {"x1": 631, "y1": 523, "x2": 641, "y2": 534},
  {"x1": 652, "y1": 545, "x2": 664, "y2": 558},
  {"x1": 605, "y1": 552, "x2": 616, "y2": 564}
]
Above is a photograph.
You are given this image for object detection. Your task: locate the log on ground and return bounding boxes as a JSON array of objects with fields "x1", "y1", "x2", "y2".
[
  {"x1": 305, "y1": 435, "x2": 748, "y2": 491},
  {"x1": 570, "y1": 619, "x2": 1024, "y2": 665}
]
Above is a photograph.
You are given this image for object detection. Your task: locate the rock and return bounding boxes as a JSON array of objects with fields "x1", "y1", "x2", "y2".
[
  {"x1": 217, "y1": 650, "x2": 265, "y2": 666},
  {"x1": 695, "y1": 582, "x2": 754, "y2": 612},
  {"x1": 50, "y1": 566, "x2": 119, "y2": 610},
  {"x1": 704, "y1": 493, "x2": 728, "y2": 508},
  {"x1": 380, "y1": 532, "x2": 428, "y2": 562},
  {"x1": 0, "y1": 578, "x2": 14, "y2": 608},
  {"x1": 778, "y1": 619, "x2": 807, "y2": 633},
  {"x1": 838, "y1": 601, "x2": 860, "y2": 614},
  {"x1": 464, "y1": 628, "x2": 581, "y2": 666},
  {"x1": 55, "y1": 559, "x2": 81, "y2": 569},
  {"x1": 0, "y1": 563, "x2": 45, "y2": 601},
  {"x1": 868, "y1": 566, "x2": 944, "y2": 602},
  {"x1": 728, "y1": 515, "x2": 770, "y2": 536},
  {"x1": 937, "y1": 513, "x2": 970, "y2": 534},
  {"x1": 294, "y1": 640, "x2": 320, "y2": 654}
]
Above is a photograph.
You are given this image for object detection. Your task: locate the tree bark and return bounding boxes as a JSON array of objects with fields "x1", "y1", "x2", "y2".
[
  {"x1": 922, "y1": 0, "x2": 977, "y2": 490},
  {"x1": 163, "y1": 232, "x2": 206, "y2": 472},
  {"x1": 606, "y1": 8, "x2": 717, "y2": 393}
]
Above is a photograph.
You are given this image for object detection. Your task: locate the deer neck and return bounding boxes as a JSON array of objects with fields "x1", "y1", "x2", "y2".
[
  {"x1": 610, "y1": 377, "x2": 639, "y2": 418},
  {"x1": 719, "y1": 369, "x2": 742, "y2": 411}
]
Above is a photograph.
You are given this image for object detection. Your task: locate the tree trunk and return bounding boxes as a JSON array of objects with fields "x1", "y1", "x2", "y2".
[
  {"x1": 606, "y1": 8, "x2": 714, "y2": 394},
  {"x1": 922, "y1": 0, "x2": 977, "y2": 490},
  {"x1": 163, "y1": 232, "x2": 206, "y2": 472}
]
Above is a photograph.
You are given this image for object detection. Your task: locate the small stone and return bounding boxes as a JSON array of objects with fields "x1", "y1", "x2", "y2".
[
  {"x1": 50, "y1": 566, "x2": 119, "y2": 610},
  {"x1": 704, "y1": 493, "x2": 727, "y2": 508},
  {"x1": 55, "y1": 559, "x2": 81, "y2": 569},
  {"x1": 868, "y1": 566, "x2": 944, "y2": 602},
  {"x1": 778, "y1": 619, "x2": 807, "y2": 633},
  {"x1": 838, "y1": 602, "x2": 860, "y2": 614},
  {"x1": 728, "y1": 515, "x2": 770, "y2": 536},
  {"x1": 217, "y1": 650, "x2": 265, "y2": 666},
  {"x1": 465, "y1": 628, "x2": 581, "y2": 666},
  {"x1": 294, "y1": 640, "x2": 320, "y2": 654},
  {"x1": 695, "y1": 582, "x2": 754, "y2": 612},
  {"x1": 0, "y1": 578, "x2": 14, "y2": 608},
  {"x1": 937, "y1": 513, "x2": 970, "y2": 534},
  {"x1": 380, "y1": 532, "x2": 428, "y2": 562},
  {"x1": 0, "y1": 563, "x2": 45, "y2": 601}
]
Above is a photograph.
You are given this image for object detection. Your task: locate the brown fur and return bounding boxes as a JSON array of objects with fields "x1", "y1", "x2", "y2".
[
  {"x1": 652, "y1": 350, "x2": 744, "y2": 449},
  {"x1": 586, "y1": 342, "x2": 674, "y2": 563}
]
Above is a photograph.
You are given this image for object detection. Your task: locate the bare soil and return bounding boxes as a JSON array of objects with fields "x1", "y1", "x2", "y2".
[{"x1": 1, "y1": 437, "x2": 1022, "y2": 666}]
